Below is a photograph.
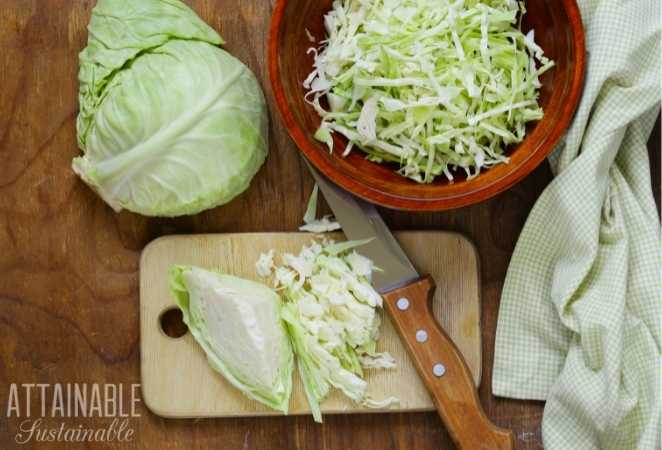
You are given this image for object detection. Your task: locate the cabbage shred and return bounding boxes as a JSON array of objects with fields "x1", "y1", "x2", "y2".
[
  {"x1": 299, "y1": 184, "x2": 342, "y2": 233},
  {"x1": 305, "y1": 0, "x2": 553, "y2": 182}
]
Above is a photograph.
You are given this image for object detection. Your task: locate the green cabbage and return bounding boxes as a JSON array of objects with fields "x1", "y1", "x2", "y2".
[
  {"x1": 169, "y1": 266, "x2": 293, "y2": 413},
  {"x1": 306, "y1": 0, "x2": 553, "y2": 182},
  {"x1": 74, "y1": 0, "x2": 268, "y2": 216}
]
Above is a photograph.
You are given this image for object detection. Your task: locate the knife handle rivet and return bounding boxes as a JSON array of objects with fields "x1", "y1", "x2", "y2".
[
  {"x1": 415, "y1": 329, "x2": 428, "y2": 343},
  {"x1": 396, "y1": 298, "x2": 410, "y2": 310},
  {"x1": 433, "y1": 363, "x2": 446, "y2": 377}
]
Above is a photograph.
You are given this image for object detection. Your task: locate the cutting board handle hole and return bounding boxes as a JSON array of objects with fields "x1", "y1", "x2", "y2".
[{"x1": 159, "y1": 307, "x2": 188, "y2": 339}]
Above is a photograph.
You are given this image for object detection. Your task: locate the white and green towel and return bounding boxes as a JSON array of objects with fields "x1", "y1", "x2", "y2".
[{"x1": 493, "y1": 0, "x2": 661, "y2": 449}]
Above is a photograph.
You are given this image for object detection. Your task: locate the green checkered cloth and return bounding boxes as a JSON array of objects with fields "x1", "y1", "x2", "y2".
[{"x1": 492, "y1": 0, "x2": 661, "y2": 449}]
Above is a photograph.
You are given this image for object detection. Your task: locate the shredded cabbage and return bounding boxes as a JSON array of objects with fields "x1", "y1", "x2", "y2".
[
  {"x1": 305, "y1": 0, "x2": 553, "y2": 182},
  {"x1": 299, "y1": 184, "x2": 342, "y2": 233},
  {"x1": 261, "y1": 239, "x2": 396, "y2": 422},
  {"x1": 256, "y1": 249, "x2": 275, "y2": 278},
  {"x1": 299, "y1": 217, "x2": 342, "y2": 234}
]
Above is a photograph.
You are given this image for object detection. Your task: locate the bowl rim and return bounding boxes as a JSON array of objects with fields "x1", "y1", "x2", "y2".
[{"x1": 268, "y1": 0, "x2": 586, "y2": 211}]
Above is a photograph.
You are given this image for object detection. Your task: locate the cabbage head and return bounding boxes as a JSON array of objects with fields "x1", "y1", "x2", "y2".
[{"x1": 74, "y1": 0, "x2": 268, "y2": 216}]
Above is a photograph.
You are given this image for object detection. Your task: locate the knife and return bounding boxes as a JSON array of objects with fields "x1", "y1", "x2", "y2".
[{"x1": 305, "y1": 162, "x2": 514, "y2": 450}]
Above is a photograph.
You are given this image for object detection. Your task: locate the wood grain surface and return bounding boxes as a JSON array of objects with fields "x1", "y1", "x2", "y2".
[
  {"x1": 140, "y1": 232, "x2": 480, "y2": 418},
  {"x1": 0, "y1": 1, "x2": 659, "y2": 449}
]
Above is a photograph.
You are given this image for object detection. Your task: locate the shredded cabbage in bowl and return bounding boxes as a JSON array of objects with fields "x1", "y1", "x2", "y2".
[{"x1": 305, "y1": 0, "x2": 554, "y2": 183}]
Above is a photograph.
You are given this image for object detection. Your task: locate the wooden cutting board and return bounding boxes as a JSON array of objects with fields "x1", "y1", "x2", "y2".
[{"x1": 140, "y1": 231, "x2": 481, "y2": 418}]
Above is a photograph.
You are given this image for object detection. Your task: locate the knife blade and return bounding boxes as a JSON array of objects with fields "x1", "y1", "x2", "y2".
[
  {"x1": 304, "y1": 160, "x2": 418, "y2": 294},
  {"x1": 304, "y1": 160, "x2": 514, "y2": 450}
]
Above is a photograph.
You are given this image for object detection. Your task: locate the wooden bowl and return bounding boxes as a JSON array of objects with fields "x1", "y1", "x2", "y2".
[{"x1": 269, "y1": 0, "x2": 585, "y2": 211}]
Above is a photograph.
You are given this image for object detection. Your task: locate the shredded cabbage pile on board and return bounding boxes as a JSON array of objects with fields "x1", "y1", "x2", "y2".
[
  {"x1": 257, "y1": 239, "x2": 397, "y2": 422},
  {"x1": 305, "y1": 0, "x2": 554, "y2": 182}
]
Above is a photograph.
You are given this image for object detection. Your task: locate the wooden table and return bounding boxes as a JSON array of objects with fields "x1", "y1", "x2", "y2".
[{"x1": 0, "y1": 1, "x2": 659, "y2": 449}]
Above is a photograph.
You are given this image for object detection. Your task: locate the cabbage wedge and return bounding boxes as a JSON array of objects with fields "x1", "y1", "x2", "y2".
[{"x1": 169, "y1": 266, "x2": 293, "y2": 413}]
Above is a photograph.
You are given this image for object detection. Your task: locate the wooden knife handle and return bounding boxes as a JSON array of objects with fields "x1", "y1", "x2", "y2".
[{"x1": 382, "y1": 275, "x2": 514, "y2": 450}]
